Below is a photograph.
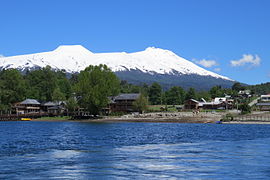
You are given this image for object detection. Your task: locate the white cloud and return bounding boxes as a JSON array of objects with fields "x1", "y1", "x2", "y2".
[
  {"x1": 214, "y1": 68, "x2": 221, "y2": 72},
  {"x1": 230, "y1": 54, "x2": 261, "y2": 67},
  {"x1": 194, "y1": 59, "x2": 219, "y2": 68},
  {"x1": 0, "y1": 54, "x2": 4, "y2": 58}
]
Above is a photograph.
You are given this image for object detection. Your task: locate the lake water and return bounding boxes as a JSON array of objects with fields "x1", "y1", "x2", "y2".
[{"x1": 1, "y1": 122, "x2": 270, "y2": 179}]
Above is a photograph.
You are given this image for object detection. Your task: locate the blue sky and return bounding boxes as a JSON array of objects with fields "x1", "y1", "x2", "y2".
[{"x1": 0, "y1": 0, "x2": 269, "y2": 85}]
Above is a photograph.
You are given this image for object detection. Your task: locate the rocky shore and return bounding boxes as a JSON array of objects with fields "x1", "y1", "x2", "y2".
[
  {"x1": 31, "y1": 111, "x2": 270, "y2": 124},
  {"x1": 94, "y1": 111, "x2": 223, "y2": 123},
  {"x1": 33, "y1": 111, "x2": 223, "y2": 123}
]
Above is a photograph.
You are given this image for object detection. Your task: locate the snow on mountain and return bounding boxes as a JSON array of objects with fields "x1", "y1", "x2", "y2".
[{"x1": 0, "y1": 45, "x2": 231, "y2": 80}]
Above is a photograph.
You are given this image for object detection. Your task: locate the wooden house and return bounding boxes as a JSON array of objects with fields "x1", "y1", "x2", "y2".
[
  {"x1": 110, "y1": 93, "x2": 140, "y2": 113},
  {"x1": 13, "y1": 99, "x2": 41, "y2": 114},
  {"x1": 184, "y1": 99, "x2": 200, "y2": 109},
  {"x1": 41, "y1": 101, "x2": 66, "y2": 115}
]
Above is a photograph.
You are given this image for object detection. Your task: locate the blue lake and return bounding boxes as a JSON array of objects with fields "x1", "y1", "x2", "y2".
[{"x1": 1, "y1": 121, "x2": 270, "y2": 179}]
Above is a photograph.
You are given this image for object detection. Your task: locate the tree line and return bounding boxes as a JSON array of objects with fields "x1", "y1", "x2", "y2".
[{"x1": 0, "y1": 65, "x2": 267, "y2": 114}]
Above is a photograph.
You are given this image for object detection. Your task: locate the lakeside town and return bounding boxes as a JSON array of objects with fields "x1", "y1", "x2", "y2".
[
  {"x1": 2, "y1": 1, "x2": 270, "y2": 179},
  {"x1": 0, "y1": 65, "x2": 270, "y2": 123}
]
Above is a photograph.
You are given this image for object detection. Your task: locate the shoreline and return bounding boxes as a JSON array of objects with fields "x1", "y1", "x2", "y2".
[
  {"x1": 30, "y1": 117, "x2": 270, "y2": 124},
  {"x1": 31, "y1": 117, "x2": 215, "y2": 123},
  {"x1": 4, "y1": 111, "x2": 270, "y2": 124}
]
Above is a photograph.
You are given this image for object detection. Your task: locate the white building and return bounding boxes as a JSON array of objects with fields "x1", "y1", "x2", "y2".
[{"x1": 260, "y1": 95, "x2": 270, "y2": 102}]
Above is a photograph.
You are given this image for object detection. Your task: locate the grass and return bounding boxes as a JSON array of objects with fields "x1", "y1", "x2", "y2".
[{"x1": 34, "y1": 116, "x2": 71, "y2": 120}]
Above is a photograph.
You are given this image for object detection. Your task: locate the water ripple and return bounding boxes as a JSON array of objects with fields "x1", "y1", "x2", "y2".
[{"x1": 1, "y1": 122, "x2": 270, "y2": 179}]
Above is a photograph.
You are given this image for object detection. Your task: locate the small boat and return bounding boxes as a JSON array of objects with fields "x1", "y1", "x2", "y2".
[
  {"x1": 215, "y1": 121, "x2": 222, "y2": 124},
  {"x1": 21, "y1": 118, "x2": 32, "y2": 121}
]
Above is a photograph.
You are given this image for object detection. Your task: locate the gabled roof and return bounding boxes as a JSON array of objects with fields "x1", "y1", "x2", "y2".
[
  {"x1": 185, "y1": 99, "x2": 199, "y2": 104},
  {"x1": 42, "y1": 101, "x2": 66, "y2": 106},
  {"x1": 114, "y1": 93, "x2": 140, "y2": 100},
  {"x1": 20, "y1": 99, "x2": 40, "y2": 105}
]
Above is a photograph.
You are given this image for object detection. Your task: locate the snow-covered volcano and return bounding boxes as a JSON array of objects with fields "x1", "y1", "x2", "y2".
[{"x1": 0, "y1": 45, "x2": 234, "y2": 89}]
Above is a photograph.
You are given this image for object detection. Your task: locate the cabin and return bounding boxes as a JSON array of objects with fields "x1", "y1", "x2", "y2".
[
  {"x1": 41, "y1": 101, "x2": 66, "y2": 115},
  {"x1": 41, "y1": 101, "x2": 57, "y2": 112},
  {"x1": 13, "y1": 99, "x2": 41, "y2": 114},
  {"x1": 184, "y1": 99, "x2": 200, "y2": 109},
  {"x1": 110, "y1": 93, "x2": 140, "y2": 113}
]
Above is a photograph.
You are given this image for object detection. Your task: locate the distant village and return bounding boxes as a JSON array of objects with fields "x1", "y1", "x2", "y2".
[
  {"x1": 0, "y1": 66, "x2": 270, "y2": 121},
  {"x1": 4, "y1": 90, "x2": 270, "y2": 121}
]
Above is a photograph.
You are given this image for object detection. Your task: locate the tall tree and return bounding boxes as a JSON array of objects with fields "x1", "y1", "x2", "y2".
[
  {"x1": 0, "y1": 69, "x2": 27, "y2": 110},
  {"x1": 209, "y1": 85, "x2": 223, "y2": 99},
  {"x1": 133, "y1": 94, "x2": 148, "y2": 114},
  {"x1": 66, "y1": 96, "x2": 79, "y2": 114},
  {"x1": 140, "y1": 83, "x2": 149, "y2": 97},
  {"x1": 25, "y1": 66, "x2": 57, "y2": 101},
  {"x1": 55, "y1": 70, "x2": 72, "y2": 99},
  {"x1": 197, "y1": 91, "x2": 211, "y2": 101},
  {"x1": 232, "y1": 82, "x2": 245, "y2": 92},
  {"x1": 185, "y1": 88, "x2": 197, "y2": 100},
  {"x1": 52, "y1": 87, "x2": 66, "y2": 101},
  {"x1": 149, "y1": 82, "x2": 162, "y2": 105},
  {"x1": 75, "y1": 64, "x2": 120, "y2": 115},
  {"x1": 165, "y1": 86, "x2": 185, "y2": 105}
]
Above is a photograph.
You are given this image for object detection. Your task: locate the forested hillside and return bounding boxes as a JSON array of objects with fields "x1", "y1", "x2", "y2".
[{"x1": 248, "y1": 82, "x2": 270, "y2": 95}]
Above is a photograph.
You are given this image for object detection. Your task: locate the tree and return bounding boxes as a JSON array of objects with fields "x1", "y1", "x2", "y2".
[
  {"x1": 148, "y1": 82, "x2": 162, "y2": 105},
  {"x1": 75, "y1": 64, "x2": 120, "y2": 115},
  {"x1": 133, "y1": 94, "x2": 148, "y2": 113},
  {"x1": 232, "y1": 82, "x2": 245, "y2": 92},
  {"x1": 55, "y1": 70, "x2": 72, "y2": 99},
  {"x1": 66, "y1": 96, "x2": 78, "y2": 114},
  {"x1": 209, "y1": 85, "x2": 223, "y2": 99},
  {"x1": 197, "y1": 91, "x2": 211, "y2": 101},
  {"x1": 165, "y1": 86, "x2": 185, "y2": 105},
  {"x1": 185, "y1": 88, "x2": 197, "y2": 100},
  {"x1": 239, "y1": 103, "x2": 251, "y2": 114},
  {"x1": 25, "y1": 66, "x2": 57, "y2": 101},
  {"x1": 24, "y1": 66, "x2": 72, "y2": 101},
  {"x1": 140, "y1": 83, "x2": 149, "y2": 97},
  {"x1": 0, "y1": 69, "x2": 27, "y2": 110},
  {"x1": 52, "y1": 87, "x2": 66, "y2": 102}
]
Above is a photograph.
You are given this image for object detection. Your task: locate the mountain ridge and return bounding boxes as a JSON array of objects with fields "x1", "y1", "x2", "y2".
[{"x1": 0, "y1": 45, "x2": 234, "y2": 90}]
